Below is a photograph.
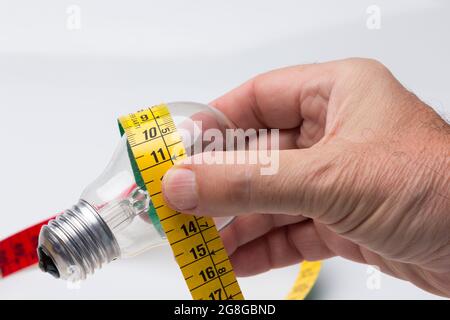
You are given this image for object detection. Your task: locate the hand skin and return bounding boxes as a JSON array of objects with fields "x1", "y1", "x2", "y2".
[{"x1": 162, "y1": 58, "x2": 450, "y2": 297}]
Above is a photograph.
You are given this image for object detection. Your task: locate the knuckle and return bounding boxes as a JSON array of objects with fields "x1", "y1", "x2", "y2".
[
  {"x1": 345, "y1": 57, "x2": 386, "y2": 69},
  {"x1": 223, "y1": 165, "x2": 255, "y2": 211},
  {"x1": 224, "y1": 164, "x2": 262, "y2": 212},
  {"x1": 336, "y1": 58, "x2": 394, "y2": 94},
  {"x1": 358, "y1": 57, "x2": 386, "y2": 69},
  {"x1": 340, "y1": 57, "x2": 390, "y2": 77}
]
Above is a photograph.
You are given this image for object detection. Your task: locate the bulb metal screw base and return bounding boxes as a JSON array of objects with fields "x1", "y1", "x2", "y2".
[{"x1": 38, "y1": 200, "x2": 120, "y2": 281}]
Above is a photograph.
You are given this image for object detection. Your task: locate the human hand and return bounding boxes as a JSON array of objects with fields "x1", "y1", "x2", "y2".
[{"x1": 162, "y1": 58, "x2": 450, "y2": 297}]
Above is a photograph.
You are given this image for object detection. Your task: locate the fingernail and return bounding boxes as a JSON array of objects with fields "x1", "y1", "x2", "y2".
[{"x1": 162, "y1": 168, "x2": 198, "y2": 211}]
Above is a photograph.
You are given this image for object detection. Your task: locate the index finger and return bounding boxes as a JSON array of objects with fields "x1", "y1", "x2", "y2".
[{"x1": 210, "y1": 62, "x2": 338, "y2": 130}]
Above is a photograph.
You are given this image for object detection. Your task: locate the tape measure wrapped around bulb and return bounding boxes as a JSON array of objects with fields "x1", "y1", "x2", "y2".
[
  {"x1": 1, "y1": 102, "x2": 321, "y2": 300},
  {"x1": 118, "y1": 103, "x2": 244, "y2": 300}
]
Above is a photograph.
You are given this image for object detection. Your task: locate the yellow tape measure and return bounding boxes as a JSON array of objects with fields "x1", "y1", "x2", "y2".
[
  {"x1": 118, "y1": 104, "x2": 321, "y2": 300},
  {"x1": 286, "y1": 261, "x2": 321, "y2": 300}
]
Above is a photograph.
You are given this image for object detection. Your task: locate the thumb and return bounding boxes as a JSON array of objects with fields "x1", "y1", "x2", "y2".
[{"x1": 162, "y1": 146, "x2": 348, "y2": 217}]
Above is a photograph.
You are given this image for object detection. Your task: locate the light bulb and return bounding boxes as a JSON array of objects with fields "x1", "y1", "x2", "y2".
[{"x1": 37, "y1": 102, "x2": 235, "y2": 281}]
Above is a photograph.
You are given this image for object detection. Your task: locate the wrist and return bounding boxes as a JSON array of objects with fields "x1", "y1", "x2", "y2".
[{"x1": 414, "y1": 121, "x2": 450, "y2": 274}]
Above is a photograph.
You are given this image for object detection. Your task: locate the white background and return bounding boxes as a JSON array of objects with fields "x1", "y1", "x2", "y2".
[{"x1": 0, "y1": 0, "x2": 448, "y2": 299}]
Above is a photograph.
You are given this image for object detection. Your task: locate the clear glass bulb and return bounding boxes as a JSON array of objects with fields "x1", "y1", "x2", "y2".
[{"x1": 37, "y1": 102, "x2": 235, "y2": 281}]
